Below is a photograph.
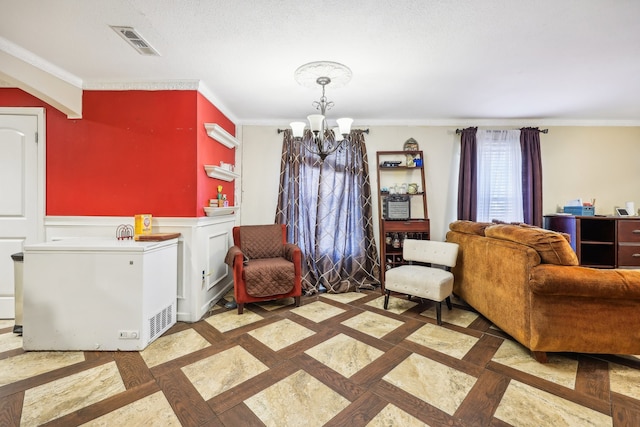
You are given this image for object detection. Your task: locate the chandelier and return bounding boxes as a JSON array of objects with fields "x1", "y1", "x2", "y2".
[{"x1": 289, "y1": 61, "x2": 354, "y2": 160}]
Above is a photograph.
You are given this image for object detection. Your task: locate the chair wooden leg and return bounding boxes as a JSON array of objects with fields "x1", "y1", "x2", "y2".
[
  {"x1": 294, "y1": 296, "x2": 301, "y2": 307},
  {"x1": 383, "y1": 290, "x2": 391, "y2": 309},
  {"x1": 436, "y1": 301, "x2": 442, "y2": 325},
  {"x1": 237, "y1": 303, "x2": 244, "y2": 314},
  {"x1": 445, "y1": 296, "x2": 452, "y2": 310}
]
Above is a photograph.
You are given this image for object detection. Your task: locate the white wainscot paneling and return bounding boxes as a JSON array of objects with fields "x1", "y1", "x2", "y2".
[{"x1": 207, "y1": 230, "x2": 229, "y2": 290}]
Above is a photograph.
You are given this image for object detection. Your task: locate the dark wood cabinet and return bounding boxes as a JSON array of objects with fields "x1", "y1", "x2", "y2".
[
  {"x1": 544, "y1": 215, "x2": 640, "y2": 268},
  {"x1": 376, "y1": 151, "x2": 429, "y2": 285}
]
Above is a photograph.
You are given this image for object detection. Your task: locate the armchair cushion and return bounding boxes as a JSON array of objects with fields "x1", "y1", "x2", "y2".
[
  {"x1": 239, "y1": 224, "x2": 284, "y2": 259},
  {"x1": 243, "y1": 257, "x2": 295, "y2": 297}
]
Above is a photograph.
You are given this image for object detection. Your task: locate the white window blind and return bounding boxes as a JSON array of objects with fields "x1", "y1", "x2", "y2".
[{"x1": 476, "y1": 130, "x2": 523, "y2": 223}]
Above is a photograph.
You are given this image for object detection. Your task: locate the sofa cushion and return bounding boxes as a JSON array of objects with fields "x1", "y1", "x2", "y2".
[
  {"x1": 449, "y1": 220, "x2": 493, "y2": 236},
  {"x1": 484, "y1": 224, "x2": 578, "y2": 266}
]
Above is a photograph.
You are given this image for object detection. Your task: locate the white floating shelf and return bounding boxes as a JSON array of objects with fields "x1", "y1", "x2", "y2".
[
  {"x1": 204, "y1": 123, "x2": 240, "y2": 148},
  {"x1": 204, "y1": 206, "x2": 240, "y2": 217},
  {"x1": 204, "y1": 165, "x2": 240, "y2": 181}
]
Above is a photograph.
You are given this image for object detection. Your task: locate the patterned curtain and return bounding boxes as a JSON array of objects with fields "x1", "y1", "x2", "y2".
[{"x1": 275, "y1": 129, "x2": 380, "y2": 295}]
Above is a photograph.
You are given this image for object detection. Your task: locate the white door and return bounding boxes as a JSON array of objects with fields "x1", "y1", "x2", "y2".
[{"x1": 0, "y1": 111, "x2": 42, "y2": 319}]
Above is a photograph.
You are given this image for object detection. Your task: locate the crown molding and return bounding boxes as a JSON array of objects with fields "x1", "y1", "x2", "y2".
[
  {"x1": 82, "y1": 80, "x2": 201, "y2": 91},
  {"x1": 0, "y1": 36, "x2": 82, "y2": 88}
]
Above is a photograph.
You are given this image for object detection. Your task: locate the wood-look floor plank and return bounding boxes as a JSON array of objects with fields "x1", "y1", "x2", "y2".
[
  {"x1": 324, "y1": 391, "x2": 388, "y2": 427},
  {"x1": 0, "y1": 390, "x2": 23, "y2": 427},
  {"x1": 216, "y1": 402, "x2": 265, "y2": 427},
  {"x1": 455, "y1": 369, "x2": 511, "y2": 425},
  {"x1": 156, "y1": 368, "x2": 217, "y2": 427},
  {"x1": 575, "y1": 355, "x2": 610, "y2": 401},
  {"x1": 612, "y1": 393, "x2": 640, "y2": 427},
  {"x1": 113, "y1": 351, "x2": 155, "y2": 389}
]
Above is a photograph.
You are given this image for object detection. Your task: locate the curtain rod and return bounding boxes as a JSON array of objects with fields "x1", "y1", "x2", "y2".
[
  {"x1": 277, "y1": 128, "x2": 370, "y2": 134},
  {"x1": 455, "y1": 128, "x2": 549, "y2": 134}
]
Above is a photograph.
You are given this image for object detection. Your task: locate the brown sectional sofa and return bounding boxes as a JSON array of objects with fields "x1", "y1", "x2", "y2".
[{"x1": 446, "y1": 220, "x2": 640, "y2": 362}]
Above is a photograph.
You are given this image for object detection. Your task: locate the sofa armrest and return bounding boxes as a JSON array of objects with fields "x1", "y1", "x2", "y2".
[{"x1": 530, "y1": 264, "x2": 640, "y2": 299}]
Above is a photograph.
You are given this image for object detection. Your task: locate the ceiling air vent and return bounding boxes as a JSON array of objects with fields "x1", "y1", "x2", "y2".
[{"x1": 110, "y1": 26, "x2": 160, "y2": 56}]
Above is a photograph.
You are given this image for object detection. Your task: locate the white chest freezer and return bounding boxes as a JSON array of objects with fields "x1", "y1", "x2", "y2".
[{"x1": 22, "y1": 238, "x2": 178, "y2": 351}]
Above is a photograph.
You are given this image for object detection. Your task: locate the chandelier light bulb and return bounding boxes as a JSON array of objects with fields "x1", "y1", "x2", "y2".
[
  {"x1": 336, "y1": 118, "x2": 353, "y2": 136},
  {"x1": 290, "y1": 122, "x2": 306, "y2": 138},
  {"x1": 333, "y1": 127, "x2": 344, "y2": 142},
  {"x1": 307, "y1": 114, "x2": 325, "y2": 133}
]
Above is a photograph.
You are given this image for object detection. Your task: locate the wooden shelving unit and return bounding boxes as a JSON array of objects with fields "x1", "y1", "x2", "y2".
[{"x1": 376, "y1": 150, "x2": 429, "y2": 287}]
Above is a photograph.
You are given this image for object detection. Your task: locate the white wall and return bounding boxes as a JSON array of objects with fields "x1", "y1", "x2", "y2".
[{"x1": 240, "y1": 125, "x2": 640, "y2": 250}]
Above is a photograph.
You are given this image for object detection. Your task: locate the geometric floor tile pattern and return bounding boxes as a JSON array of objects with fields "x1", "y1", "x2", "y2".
[{"x1": 1, "y1": 289, "x2": 640, "y2": 426}]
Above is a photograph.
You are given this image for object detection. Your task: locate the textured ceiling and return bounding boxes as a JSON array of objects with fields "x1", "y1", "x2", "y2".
[{"x1": 1, "y1": 0, "x2": 639, "y2": 125}]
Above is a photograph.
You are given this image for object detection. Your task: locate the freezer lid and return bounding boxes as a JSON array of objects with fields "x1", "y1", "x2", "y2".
[{"x1": 24, "y1": 237, "x2": 178, "y2": 253}]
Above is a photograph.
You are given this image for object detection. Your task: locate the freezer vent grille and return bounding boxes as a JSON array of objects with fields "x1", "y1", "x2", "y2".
[{"x1": 149, "y1": 304, "x2": 173, "y2": 340}]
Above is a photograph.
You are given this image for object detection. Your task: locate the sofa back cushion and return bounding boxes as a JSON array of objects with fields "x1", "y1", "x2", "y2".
[
  {"x1": 449, "y1": 220, "x2": 493, "y2": 236},
  {"x1": 484, "y1": 224, "x2": 579, "y2": 266}
]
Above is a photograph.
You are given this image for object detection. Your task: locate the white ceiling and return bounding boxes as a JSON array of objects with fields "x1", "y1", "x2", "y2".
[{"x1": 1, "y1": 0, "x2": 639, "y2": 125}]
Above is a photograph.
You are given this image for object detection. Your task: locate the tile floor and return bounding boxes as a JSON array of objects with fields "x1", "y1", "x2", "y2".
[{"x1": 1, "y1": 290, "x2": 639, "y2": 426}]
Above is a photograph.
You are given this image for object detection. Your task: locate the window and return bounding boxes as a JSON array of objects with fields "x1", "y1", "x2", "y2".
[{"x1": 476, "y1": 130, "x2": 523, "y2": 223}]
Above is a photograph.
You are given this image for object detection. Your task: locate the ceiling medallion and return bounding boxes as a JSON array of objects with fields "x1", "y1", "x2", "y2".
[{"x1": 294, "y1": 61, "x2": 352, "y2": 89}]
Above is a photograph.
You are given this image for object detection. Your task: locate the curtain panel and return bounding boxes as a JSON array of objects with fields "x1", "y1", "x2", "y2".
[
  {"x1": 457, "y1": 127, "x2": 478, "y2": 221},
  {"x1": 520, "y1": 127, "x2": 544, "y2": 227},
  {"x1": 276, "y1": 130, "x2": 380, "y2": 295}
]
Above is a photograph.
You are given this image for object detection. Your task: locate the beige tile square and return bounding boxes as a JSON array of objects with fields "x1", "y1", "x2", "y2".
[
  {"x1": 291, "y1": 301, "x2": 345, "y2": 322},
  {"x1": 366, "y1": 295, "x2": 417, "y2": 314},
  {"x1": 0, "y1": 330, "x2": 23, "y2": 352},
  {"x1": 341, "y1": 311, "x2": 404, "y2": 339},
  {"x1": 407, "y1": 323, "x2": 478, "y2": 359},
  {"x1": 0, "y1": 351, "x2": 85, "y2": 387},
  {"x1": 494, "y1": 380, "x2": 611, "y2": 427},
  {"x1": 205, "y1": 308, "x2": 264, "y2": 332},
  {"x1": 322, "y1": 292, "x2": 368, "y2": 304},
  {"x1": 80, "y1": 391, "x2": 180, "y2": 426},
  {"x1": 248, "y1": 318, "x2": 315, "y2": 351},
  {"x1": 305, "y1": 333, "x2": 384, "y2": 378},
  {"x1": 245, "y1": 370, "x2": 350, "y2": 427},
  {"x1": 419, "y1": 305, "x2": 479, "y2": 328},
  {"x1": 182, "y1": 345, "x2": 268, "y2": 401},
  {"x1": 367, "y1": 403, "x2": 431, "y2": 427},
  {"x1": 383, "y1": 353, "x2": 476, "y2": 415},
  {"x1": 140, "y1": 329, "x2": 210, "y2": 368},
  {"x1": 609, "y1": 362, "x2": 640, "y2": 400},
  {"x1": 0, "y1": 319, "x2": 14, "y2": 329},
  {"x1": 492, "y1": 340, "x2": 578, "y2": 389},
  {"x1": 21, "y1": 361, "x2": 126, "y2": 426}
]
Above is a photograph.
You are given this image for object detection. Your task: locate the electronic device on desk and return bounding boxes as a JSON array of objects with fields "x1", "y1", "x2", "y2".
[
  {"x1": 615, "y1": 208, "x2": 630, "y2": 217},
  {"x1": 381, "y1": 161, "x2": 402, "y2": 168},
  {"x1": 383, "y1": 195, "x2": 411, "y2": 220}
]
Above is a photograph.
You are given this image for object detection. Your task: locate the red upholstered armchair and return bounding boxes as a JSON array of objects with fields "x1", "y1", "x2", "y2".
[{"x1": 224, "y1": 224, "x2": 302, "y2": 314}]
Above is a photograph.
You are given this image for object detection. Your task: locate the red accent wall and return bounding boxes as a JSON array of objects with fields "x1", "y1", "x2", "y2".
[{"x1": 0, "y1": 88, "x2": 235, "y2": 217}]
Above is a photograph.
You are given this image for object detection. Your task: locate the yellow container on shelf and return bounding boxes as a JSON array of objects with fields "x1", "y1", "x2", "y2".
[{"x1": 134, "y1": 214, "x2": 153, "y2": 236}]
